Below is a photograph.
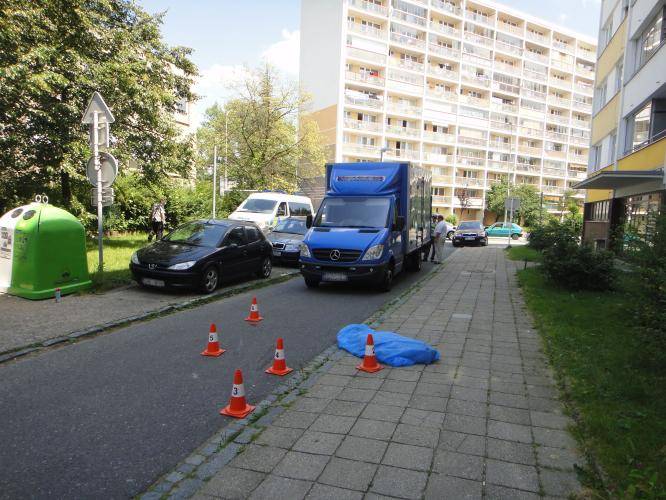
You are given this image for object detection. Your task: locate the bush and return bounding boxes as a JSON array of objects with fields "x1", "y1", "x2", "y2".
[
  {"x1": 541, "y1": 235, "x2": 615, "y2": 291},
  {"x1": 528, "y1": 219, "x2": 576, "y2": 251},
  {"x1": 445, "y1": 213, "x2": 458, "y2": 225}
]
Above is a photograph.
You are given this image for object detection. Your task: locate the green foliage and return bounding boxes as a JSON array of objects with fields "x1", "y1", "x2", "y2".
[
  {"x1": 445, "y1": 214, "x2": 458, "y2": 225},
  {"x1": 528, "y1": 216, "x2": 582, "y2": 251},
  {"x1": 518, "y1": 268, "x2": 666, "y2": 497},
  {"x1": 505, "y1": 246, "x2": 541, "y2": 262},
  {"x1": 485, "y1": 180, "x2": 544, "y2": 226},
  {"x1": 0, "y1": 0, "x2": 197, "y2": 215},
  {"x1": 541, "y1": 234, "x2": 615, "y2": 291},
  {"x1": 195, "y1": 64, "x2": 325, "y2": 192}
]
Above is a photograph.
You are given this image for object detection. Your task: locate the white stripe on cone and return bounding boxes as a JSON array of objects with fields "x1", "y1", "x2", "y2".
[
  {"x1": 274, "y1": 349, "x2": 284, "y2": 360},
  {"x1": 250, "y1": 304, "x2": 258, "y2": 311},
  {"x1": 231, "y1": 383, "x2": 245, "y2": 398},
  {"x1": 209, "y1": 332, "x2": 218, "y2": 343},
  {"x1": 365, "y1": 344, "x2": 375, "y2": 357}
]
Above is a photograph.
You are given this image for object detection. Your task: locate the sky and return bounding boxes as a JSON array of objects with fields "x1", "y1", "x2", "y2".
[{"x1": 138, "y1": 0, "x2": 602, "y2": 127}]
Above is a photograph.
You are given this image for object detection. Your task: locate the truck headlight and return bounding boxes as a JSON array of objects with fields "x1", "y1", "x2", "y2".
[
  {"x1": 131, "y1": 251, "x2": 140, "y2": 265},
  {"x1": 299, "y1": 244, "x2": 311, "y2": 258},
  {"x1": 168, "y1": 261, "x2": 196, "y2": 270},
  {"x1": 362, "y1": 244, "x2": 384, "y2": 261}
]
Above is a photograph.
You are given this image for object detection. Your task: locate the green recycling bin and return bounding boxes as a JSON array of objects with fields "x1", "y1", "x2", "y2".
[{"x1": 0, "y1": 200, "x2": 91, "y2": 299}]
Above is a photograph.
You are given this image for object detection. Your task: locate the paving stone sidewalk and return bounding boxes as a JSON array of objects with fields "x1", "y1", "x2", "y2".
[{"x1": 190, "y1": 247, "x2": 584, "y2": 499}]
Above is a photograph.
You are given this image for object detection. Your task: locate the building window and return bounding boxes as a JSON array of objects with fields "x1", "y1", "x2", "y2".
[
  {"x1": 593, "y1": 78, "x2": 607, "y2": 112},
  {"x1": 631, "y1": 101, "x2": 652, "y2": 150},
  {"x1": 599, "y1": 17, "x2": 613, "y2": 51},
  {"x1": 638, "y1": 7, "x2": 666, "y2": 67},
  {"x1": 591, "y1": 144, "x2": 601, "y2": 171},
  {"x1": 614, "y1": 62, "x2": 623, "y2": 94},
  {"x1": 585, "y1": 200, "x2": 610, "y2": 221},
  {"x1": 609, "y1": 132, "x2": 617, "y2": 164}
]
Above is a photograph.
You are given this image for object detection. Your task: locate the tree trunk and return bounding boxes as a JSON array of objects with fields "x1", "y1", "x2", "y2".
[{"x1": 61, "y1": 171, "x2": 71, "y2": 208}]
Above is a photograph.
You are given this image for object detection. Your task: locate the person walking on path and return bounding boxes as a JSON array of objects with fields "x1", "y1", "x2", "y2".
[
  {"x1": 433, "y1": 214, "x2": 447, "y2": 263},
  {"x1": 149, "y1": 198, "x2": 166, "y2": 241}
]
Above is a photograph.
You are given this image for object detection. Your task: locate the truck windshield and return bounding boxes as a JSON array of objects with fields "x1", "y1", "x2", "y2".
[{"x1": 314, "y1": 197, "x2": 391, "y2": 228}]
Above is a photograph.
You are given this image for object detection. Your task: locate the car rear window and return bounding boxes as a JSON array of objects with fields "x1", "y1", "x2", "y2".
[
  {"x1": 458, "y1": 222, "x2": 483, "y2": 230},
  {"x1": 245, "y1": 226, "x2": 263, "y2": 242},
  {"x1": 164, "y1": 222, "x2": 228, "y2": 247}
]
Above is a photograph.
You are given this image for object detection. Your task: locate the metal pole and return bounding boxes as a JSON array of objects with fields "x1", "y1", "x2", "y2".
[
  {"x1": 508, "y1": 198, "x2": 514, "y2": 249},
  {"x1": 94, "y1": 110, "x2": 103, "y2": 271},
  {"x1": 224, "y1": 112, "x2": 228, "y2": 194},
  {"x1": 212, "y1": 144, "x2": 217, "y2": 219},
  {"x1": 539, "y1": 192, "x2": 544, "y2": 226}
]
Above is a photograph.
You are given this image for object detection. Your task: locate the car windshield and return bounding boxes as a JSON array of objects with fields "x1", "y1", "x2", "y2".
[
  {"x1": 237, "y1": 198, "x2": 278, "y2": 214},
  {"x1": 164, "y1": 222, "x2": 228, "y2": 247},
  {"x1": 315, "y1": 197, "x2": 391, "y2": 228},
  {"x1": 458, "y1": 221, "x2": 483, "y2": 230},
  {"x1": 273, "y1": 219, "x2": 307, "y2": 235}
]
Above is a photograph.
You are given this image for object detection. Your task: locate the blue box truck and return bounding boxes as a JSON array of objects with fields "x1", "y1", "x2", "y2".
[{"x1": 299, "y1": 162, "x2": 432, "y2": 291}]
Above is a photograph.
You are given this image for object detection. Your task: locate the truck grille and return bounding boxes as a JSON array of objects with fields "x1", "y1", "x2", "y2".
[{"x1": 312, "y1": 248, "x2": 362, "y2": 263}]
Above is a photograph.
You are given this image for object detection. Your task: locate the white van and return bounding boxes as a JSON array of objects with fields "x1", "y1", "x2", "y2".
[{"x1": 228, "y1": 192, "x2": 314, "y2": 231}]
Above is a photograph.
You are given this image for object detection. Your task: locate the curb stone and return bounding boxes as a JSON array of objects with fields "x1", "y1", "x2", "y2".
[{"x1": 141, "y1": 263, "x2": 442, "y2": 499}]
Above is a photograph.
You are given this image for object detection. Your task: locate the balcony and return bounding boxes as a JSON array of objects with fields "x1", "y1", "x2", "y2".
[
  {"x1": 461, "y1": 72, "x2": 490, "y2": 88},
  {"x1": 518, "y1": 126, "x2": 543, "y2": 138},
  {"x1": 488, "y1": 140, "x2": 512, "y2": 151},
  {"x1": 458, "y1": 135, "x2": 487, "y2": 147},
  {"x1": 390, "y1": 31, "x2": 426, "y2": 50},
  {"x1": 347, "y1": 46, "x2": 387, "y2": 64},
  {"x1": 345, "y1": 94, "x2": 384, "y2": 110},
  {"x1": 458, "y1": 94, "x2": 490, "y2": 108},
  {"x1": 497, "y1": 22, "x2": 522, "y2": 36},
  {"x1": 387, "y1": 68, "x2": 423, "y2": 87},
  {"x1": 428, "y1": 65, "x2": 458, "y2": 81},
  {"x1": 570, "y1": 119, "x2": 590, "y2": 129},
  {"x1": 344, "y1": 119, "x2": 382, "y2": 132},
  {"x1": 454, "y1": 196, "x2": 484, "y2": 208},
  {"x1": 391, "y1": 9, "x2": 427, "y2": 27},
  {"x1": 495, "y1": 40, "x2": 522, "y2": 56},
  {"x1": 567, "y1": 170, "x2": 587, "y2": 179},
  {"x1": 546, "y1": 114, "x2": 569, "y2": 125},
  {"x1": 432, "y1": 174, "x2": 454, "y2": 184},
  {"x1": 552, "y1": 40, "x2": 572, "y2": 53},
  {"x1": 426, "y1": 88, "x2": 458, "y2": 102},
  {"x1": 429, "y1": 22, "x2": 460, "y2": 38},
  {"x1": 491, "y1": 101, "x2": 518, "y2": 114},
  {"x1": 385, "y1": 148, "x2": 420, "y2": 160},
  {"x1": 385, "y1": 125, "x2": 420, "y2": 138},
  {"x1": 345, "y1": 71, "x2": 385, "y2": 86},
  {"x1": 428, "y1": 43, "x2": 460, "y2": 59},
  {"x1": 518, "y1": 145, "x2": 542, "y2": 156},
  {"x1": 487, "y1": 160, "x2": 513, "y2": 171},
  {"x1": 389, "y1": 58, "x2": 424, "y2": 73},
  {"x1": 342, "y1": 143, "x2": 380, "y2": 156},
  {"x1": 386, "y1": 102, "x2": 421, "y2": 116},
  {"x1": 577, "y1": 47, "x2": 595, "y2": 61},
  {"x1": 545, "y1": 131, "x2": 568, "y2": 142},
  {"x1": 542, "y1": 185, "x2": 564, "y2": 195},
  {"x1": 523, "y1": 69, "x2": 548, "y2": 83},
  {"x1": 574, "y1": 101, "x2": 592, "y2": 113},
  {"x1": 432, "y1": 195, "x2": 451, "y2": 205},
  {"x1": 526, "y1": 31, "x2": 548, "y2": 45},
  {"x1": 568, "y1": 153, "x2": 587, "y2": 163},
  {"x1": 574, "y1": 84, "x2": 593, "y2": 95},
  {"x1": 524, "y1": 51, "x2": 548, "y2": 64},
  {"x1": 492, "y1": 80, "x2": 519, "y2": 95},
  {"x1": 550, "y1": 59, "x2": 573, "y2": 72},
  {"x1": 515, "y1": 163, "x2": 540, "y2": 174},
  {"x1": 347, "y1": 22, "x2": 385, "y2": 40},
  {"x1": 576, "y1": 66, "x2": 595, "y2": 79},
  {"x1": 464, "y1": 31, "x2": 493, "y2": 48},
  {"x1": 544, "y1": 148, "x2": 567, "y2": 159},
  {"x1": 423, "y1": 152, "x2": 454, "y2": 163},
  {"x1": 423, "y1": 131, "x2": 455, "y2": 143},
  {"x1": 349, "y1": 0, "x2": 388, "y2": 16},
  {"x1": 547, "y1": 95, "x2": 570, "y2": 107},
  {"x1": 521, "y1": 88, "x2": 546, "y2": 101},
  {"x1": 456, "y1": 155, "x2": 486, "y2": 167},
  {"x1": 542, "y1": 167, "x2": 566, "y2": 177},
  {"x1": 494, "y1": 61, "x2": 517, "y2": 75},
  {"x1": 490, "y1": 121, "x2": 515, "y2": 133},
  {"x1": 431, "y1": 0, "x2": 462, "y2": 16},
  {"x1": 569, "y1": 135, "x2": 589, "y2": 146},
  {"x1": 465, "y1": 11, "x2": 494, "y2": 27},
  {"x1": 456, "y1": 177, "x2": 485, "y2": 188}
]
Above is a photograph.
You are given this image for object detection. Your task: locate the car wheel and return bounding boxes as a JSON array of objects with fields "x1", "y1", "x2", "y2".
[
  {"x1": 379, "y1": 265, "x2": 394, "y2": 292},
  {"x1": 200, "y1": 265, "x2": 219, "y2": 294},
  {"x1": 447, "y1": 231, "x2": 454, "y2": 240},
  {"x1": 257, "y1": 256, "x2": 272, "y2": 278},
  {"x1": 511, "y1": 233, "x2": 520, "y2": 240},
  {"x1": 304, "y1": 276, "x2": 320, "y2": 288}
]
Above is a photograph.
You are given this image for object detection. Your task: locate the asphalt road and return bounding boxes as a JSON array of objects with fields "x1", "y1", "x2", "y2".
[{"x1": 0, "y1": 247, "x2": 454, "y2": 499}]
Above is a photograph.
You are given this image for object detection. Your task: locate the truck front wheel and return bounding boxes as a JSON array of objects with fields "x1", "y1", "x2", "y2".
[{"x1": 379, "y1": 265, "x2": 394, "y2": 292}]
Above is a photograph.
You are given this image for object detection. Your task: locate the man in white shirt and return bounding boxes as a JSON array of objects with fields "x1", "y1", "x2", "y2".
[{"x1": 433, "y1": 214, "x2": 448, "y2": 264}]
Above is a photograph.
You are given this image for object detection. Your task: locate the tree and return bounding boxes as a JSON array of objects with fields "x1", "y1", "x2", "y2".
[
  {"x1": 455, "y1": 188, "x2": 471, "y2": 218},
  {"x1": 484, "y1": 180, "x2": 543, "y2": 226},
  {"x1": 196, "y1": 64, "x2": 325, "y2": 192},
  {"x1": 485, "y1": 180, "x2": 510, "y2": 222},
  {"x1": 0, "y1": 0, "x2": 197, "y2": 214}
]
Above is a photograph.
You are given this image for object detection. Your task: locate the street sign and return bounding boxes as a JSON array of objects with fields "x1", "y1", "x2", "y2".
[
  {"x1": 505, "y1": 197, "x2": 521, "y2": 211},
  {"x1": 81, "y1": 92, "x2": 115, "y2": 124},
  {"x1": 86, "y1": 151, "x2": 118, "y2": 187},
  {"x1": 91, "y1": 187, "x2": 115, "y2": 207},
  {"x1": 88, "y1": 122, "x2": 110, "y2": 148}
]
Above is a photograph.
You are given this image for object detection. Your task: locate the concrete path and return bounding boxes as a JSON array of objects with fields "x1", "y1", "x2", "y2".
[{"x1": 189, "y1": 247, "x2": 583, "y2": 499}]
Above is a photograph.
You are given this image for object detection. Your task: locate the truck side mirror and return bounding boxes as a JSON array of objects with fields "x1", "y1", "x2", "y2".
[
  {"x1": 306, "y1": 214, "x2": 313, "y2": 228},
  {"x1": 393, "y1": 216, "x2": 405, "y2": 231}
]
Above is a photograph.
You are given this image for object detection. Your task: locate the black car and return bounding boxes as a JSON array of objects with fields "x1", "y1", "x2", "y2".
[
  {"x1": 452, "y1": 221, "x2": 488, "y2": 247},
  {"x1": 130, "y1": 219, "x2": 273, "y2": 293},
  {"x1": 266, "y1": 218, "x2": 308, "y2": 266}
]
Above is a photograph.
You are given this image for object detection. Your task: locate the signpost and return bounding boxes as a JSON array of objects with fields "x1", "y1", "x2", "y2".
[
  {"x1": 505, "y1": 197, "x2": 521, "y2": 248},
  {"x1": 82, "y1": 92, "x2": 115, "y2": 271}
]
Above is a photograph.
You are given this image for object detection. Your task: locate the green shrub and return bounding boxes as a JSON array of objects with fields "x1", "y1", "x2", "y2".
[
  {"x1": 445, "y1": 214, "x2": 458, "y2": 225},
  {"x1": 542, "y1": 235, "x2": 615, "y2": 291}
]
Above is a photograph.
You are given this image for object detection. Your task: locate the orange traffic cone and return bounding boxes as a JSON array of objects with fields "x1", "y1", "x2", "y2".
[
  {"x1": 265, "y1": 338, "x2": 293, "y2": 376},
  {"x1": 220, "y1": 369, "x2": 255, "y2": 418},
  {"x1": 244, "y1": 296, "x2": 263, "y2": 323},
  {"x1": 357, "y1": 333, "x2": 383, "y2": 373},
  {"x1": 201, "y1": 323, "x2": 225, "y2": 357}
]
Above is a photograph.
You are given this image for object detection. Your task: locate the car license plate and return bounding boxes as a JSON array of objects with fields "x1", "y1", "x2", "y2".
[
  {"x1": 272, "y1": 249, "x2": 282, "y2": 257},
  {"x1": 464, "y1": 236, "x2": 475, "y2": 241},
  {"x1": 142, "y1": 278, "x2": 165, "y2": 287},
  {"x1": 322, "y1": 272, "x2": 348, "y2": 282}
]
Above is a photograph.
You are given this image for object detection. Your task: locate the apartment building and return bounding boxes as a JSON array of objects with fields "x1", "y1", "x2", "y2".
[
  {"x1": 300, "y1": 0, "x2": 597, "y2": 221},
  {"x1": 576, "y1": 0, "x2": 666, "y2": 247}
]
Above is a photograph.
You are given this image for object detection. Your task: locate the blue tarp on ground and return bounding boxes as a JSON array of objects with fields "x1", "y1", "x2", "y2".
[{"x1": 337, "y1": 324, "x2": 440, "y2": 367}]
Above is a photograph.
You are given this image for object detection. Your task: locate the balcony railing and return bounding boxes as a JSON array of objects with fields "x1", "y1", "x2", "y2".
[
  {"x1": 347, "y1": 46, "x2": 387, "y2": 64},
  {"x1": 432, "y1": 195, "x2": 451, "y2": 205},
  {"x1": 570, "y1": 119, "x2": 590, "y2": 129},
  {"x1": 574, "y1": 84, "x2": 593, "y2": 95},
  {"x1": 518, "y1": 145, "x2": 542, "y2": 156},
  {"x1": 524, "y1": 51, "x2": 548, "y2": 64},
  {"x1": 426, "y1": 88, "x2": 458, "y2": 102},
  {"x1": 488, "y1": 140, "x2": 513, "y2": 151},
  {"x1": 428, "y1": 43, "x2": 460, "y2": 59},
  {"x1": 577, "y1": 48, "x2": 595, "y2": 61},
  {"x1": 390, "y1": 31, "x2": 426, "y2": 50},
  {"x1": 568, "y1": 153, "x2": 587, "y2": 163},
  {"x1": 456, "y1": 177, "x2": 485, "y2": 187},
  {"x1": 454, "y1": 196, "x2": 484, "y2": 208},
  {"x1": 347, "y1": 22, "x2": 385, "y2": 39},
  {"x1": 464, "y1": 31, "x2": 493, "y2": 47},
  {"x1": 429, "y1": 22, "x2": 459, "y2": 37},
  {"x1": 526, "y1": 31, "x2": 548, "y2": 45},
  {"x1": 423, "y1": 152, "x2": 454, "y2": 163},
  {"x1": 518, "y1": 126, "x2": 543, "y2": 138},
  {"x1": 385, "y1": 125, "x2": 420, "y2": 137},
  {"x1": 494, "y1": 61, "x2": 517, "y2": 74},
  {"x1": 465, "y1": 11, "x2": 494, "y2": 27},
  {"x1": 569, "y1": 135, "x2": 589, "y2": 146},
  {"x1": 345, "y1": 71, "x2": 385, "y2": 86},
  {"x1": 342, "y1": 143, "x2": 380, "y2": 156},
  {"x1": 385, "y1": 148, "x2": 420, "y2": 160},
  {"x1": 456, "y1": 156, "x2": 486, "y2": 167},
  {"x1": 552, "y1": 40, "x2": 572, "y2": 52},
  {"x1": 430, "y1": 0, "x2": 461, "y2": 16},
  {"x1": 491, "y1": 102, "x2": 518, "y2": 114},
  {"x1": 576, "y1": 66, "x2": 595, "y2": 79},
  {"x1": 389, "y1": 58, "x2": 424, "y2": 73},
  {"x1": 523, "y1": 69, "x2": 548, "y2": 82},
  {"x1": 546, "y1": 114, "x2": 569, "y2": 125},
  {"x1": 344, "y1": 119, "x2": 382, "y2": 132},
  {"x1": 428, "y1": 66, "x2": 458, "y2": 80},
  {"x1": 391, "y1": 9, "x2": 427, "y2": 27},
  {"x1": 515, "y1": 163, "x2": 541, "y2": 174},
  {"x1": 349, "y1": 0, "x2": 388, "y2": 16},
  {"x1": 551, "y1": 59, "x2": 573, "y2": 72},
  {"x1": 423, "y1": 131, "x2": 456, "y2": 143},
  {"x1": 490, "y1": 121, "x2": 515, "y2": 133},
  {"x1": 497, "y1": 22, "x2": 522, "y2": 36},
  {"x1": 386, "y1": 102, "x2": 421, "y2": 115},
  {"x1": 388, "y1": 68, "x2": 423, "y2": 86},
  {"x1": 461, "y1": 72, "x2": 490, "y2": 88},
  {"x1": 458, "y1": 135, "x2": 487, "y2": 146},
  {"x1": 542, "y1": 167, "x2": 566, "y2": 177},
  {"x1": 459, "y1": 94, "x2": 490, "y2": 108},
  {"x1": 495, "y1": 40, "x2": 522, "y2": 56},
  {"x1": 345, "y1": 94, "x2": 384, "y2": 109},
  {"x1": 542, "y1": 185, "x2": 565, "y2": 195},
  {"x1": 547, "y1": 95, "x2": 570, "y2": 107},
  {"x1": 544, "y1": 149, "x2": 567, "y2": 158},
  {"x1": 432, "y1": 174, "x2": 454, "y2": 184},
  {"x1": 568, "y1": 170, "x2": 587, "y2": 179},
  {"x1": 545, "y1": 131, "x2": 568, "y2": 142},
  {"x1": 492, "y1": 80, "x2": 519, "y2": 94},
  {"x1": 574, "y1": 102, "x2": 593, "y2": 113},
  {"x1": 487, "y1": 160, "x2": 513, "y2": 171},
  {"x1": 521, "y1": 88, "x2": 546, "y2": 101}
]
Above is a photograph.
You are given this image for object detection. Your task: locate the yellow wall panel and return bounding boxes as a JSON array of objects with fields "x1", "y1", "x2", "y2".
[
  {"x1": 591, "y1": 92, "x2": 620, "y2": 144},
  {"x1": 617, "y1": 136, "x2": 666, "y2": 171},
  {"x1": 302, "y1": 105, "x2": 338, "y2": 145},
  {"x1": 596, "y1": 19, "x2": 626, "y2": 82},
  {"x1": 586, "y1": 189, "x2": 613, "y2": 202}
]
